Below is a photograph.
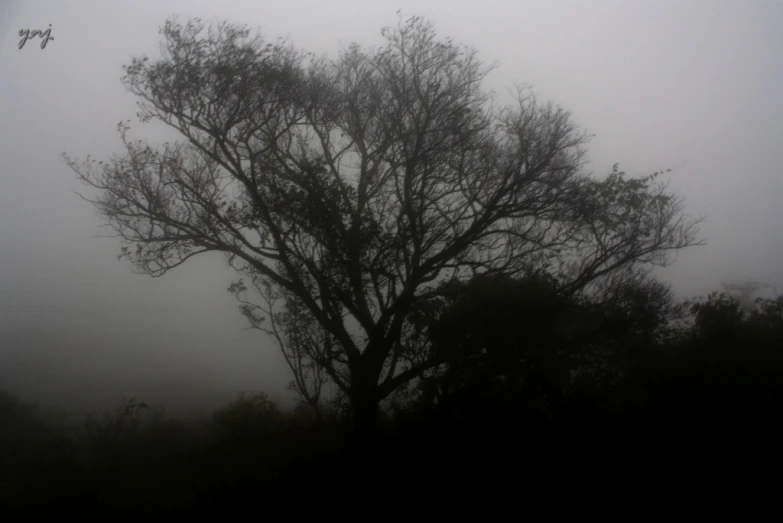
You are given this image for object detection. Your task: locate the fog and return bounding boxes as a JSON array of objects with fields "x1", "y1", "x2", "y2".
[{"x1": 1, "y1": 0, "x2": 781, "y2": 418}]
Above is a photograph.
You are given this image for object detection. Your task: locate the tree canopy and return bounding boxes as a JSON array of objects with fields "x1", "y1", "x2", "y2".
[{"x1": 64, "y1": 14, "x2": 703, "y2": 444}]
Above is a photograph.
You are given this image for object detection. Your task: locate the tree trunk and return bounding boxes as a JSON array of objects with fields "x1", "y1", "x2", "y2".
[
  {"x1": 349, "y1": 340, "x2": 390, "y2": 464},
  {"x1": 350, "y1": 366, "x2": 381, "y2": 454},
  {"x1": 352, "y1": 395, "x2": 379, "y2": 449},
  {"x1": 346, "y1": 384, "x2": 381, "y2": 489}
]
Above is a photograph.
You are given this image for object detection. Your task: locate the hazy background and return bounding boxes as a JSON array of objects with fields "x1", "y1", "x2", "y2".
[{"x1": 1, "y1": 0, "x2": 781, "y2": 418}]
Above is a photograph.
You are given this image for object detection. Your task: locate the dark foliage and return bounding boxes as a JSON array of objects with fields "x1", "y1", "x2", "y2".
[{"x1": 3, "y1": 282, "x2": 783, "y2": 516}]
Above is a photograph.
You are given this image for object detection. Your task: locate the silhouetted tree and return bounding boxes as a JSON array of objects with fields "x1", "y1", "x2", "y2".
[
  {"x1": 408, "y1": 273, "x2": 684, "y2": 421},
  {"x1": 64, "y1": 13, "x2": 702, "y2": 446},
  {"x1": 628, "y1": 290, "x2": 783, "y2": 433}
]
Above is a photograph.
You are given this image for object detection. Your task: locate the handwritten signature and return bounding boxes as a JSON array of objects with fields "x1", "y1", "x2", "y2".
[{"x1": 19, "y1": 24, "x2": 54, "y2": 49}]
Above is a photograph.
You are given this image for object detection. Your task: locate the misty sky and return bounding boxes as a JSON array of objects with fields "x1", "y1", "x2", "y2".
[{"x1": 1, "y1": 0, "x2": 781, "y2": 417}]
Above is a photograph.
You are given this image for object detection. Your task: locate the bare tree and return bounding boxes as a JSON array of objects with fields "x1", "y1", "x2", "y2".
[{"x1": 64, "y1": 14, "x2": 703, "y2": 446}]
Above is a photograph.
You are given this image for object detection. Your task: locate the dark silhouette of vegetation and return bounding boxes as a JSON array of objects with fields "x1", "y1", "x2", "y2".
[
  {"x1": 3, "y1": 280, "x2": 783, "y2": 515},
  {"x1": 63, "y1": 13, "x2": 703, "y2": 447}
]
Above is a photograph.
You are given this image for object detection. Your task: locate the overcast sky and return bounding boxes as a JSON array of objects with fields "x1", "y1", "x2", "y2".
[{"x1": 1, "y1": 0, "x2": 781, "y2": 417}]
